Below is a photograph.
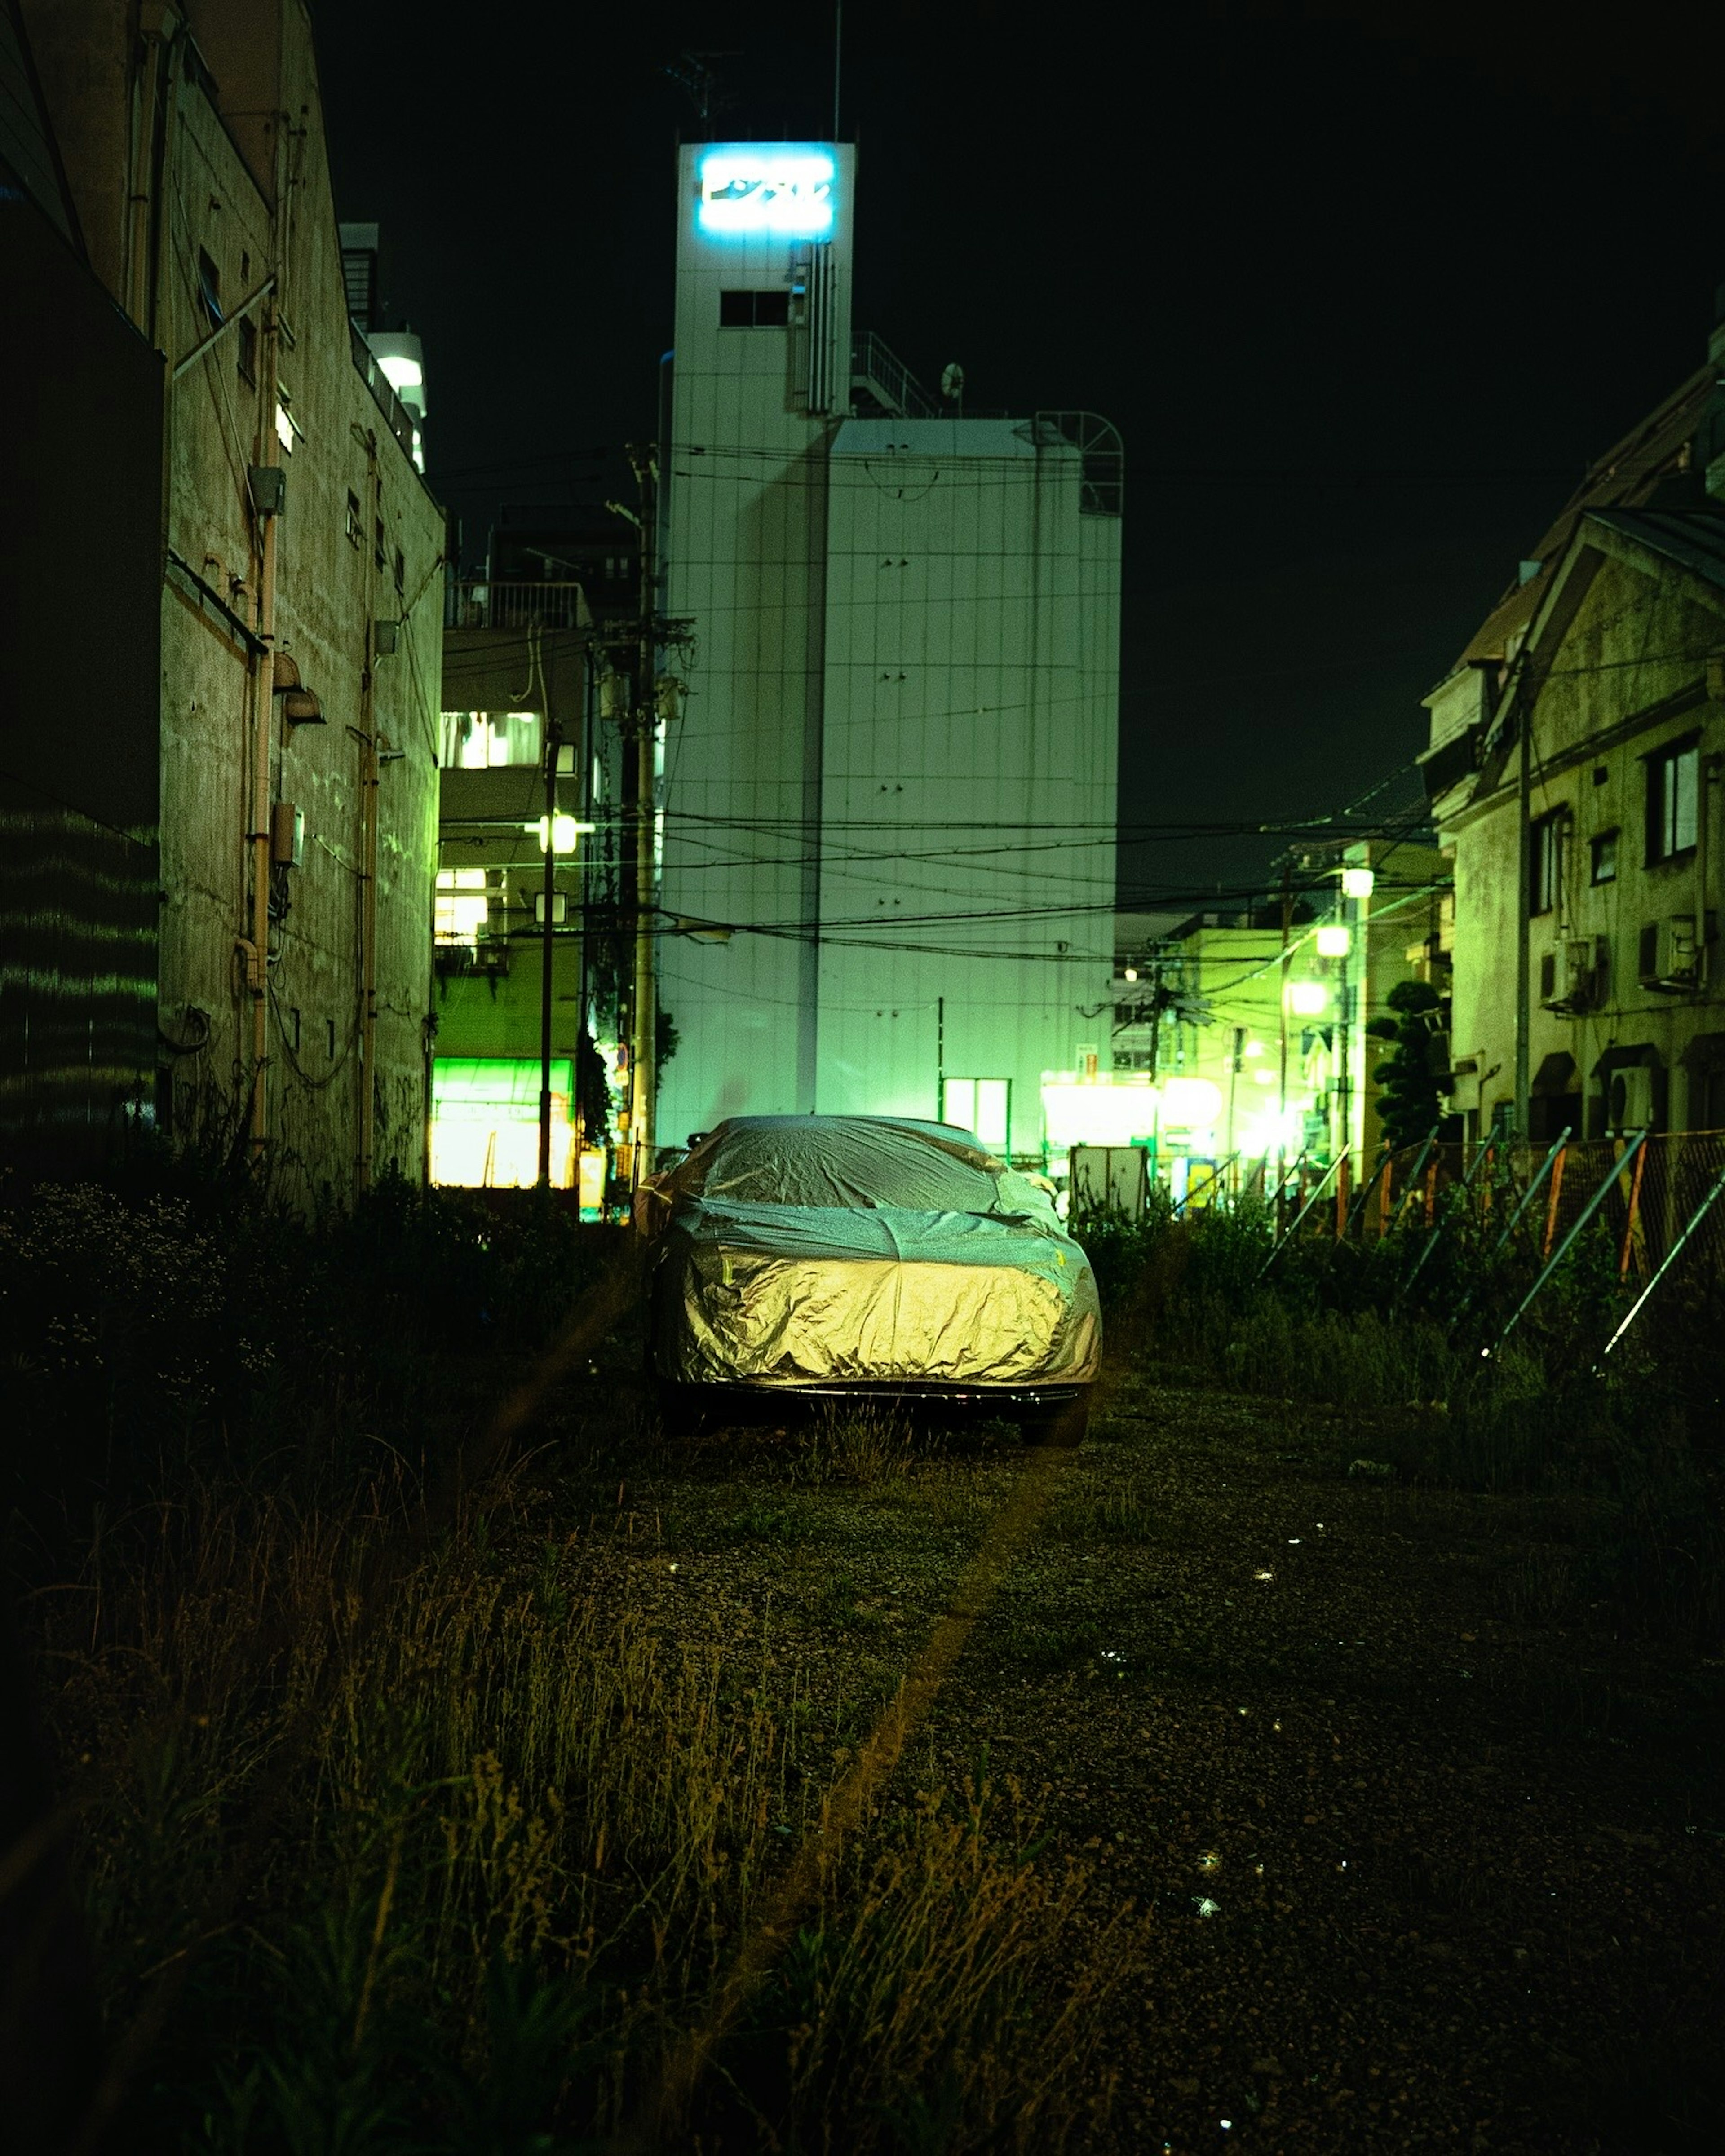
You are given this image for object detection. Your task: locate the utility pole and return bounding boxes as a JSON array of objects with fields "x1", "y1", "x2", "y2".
[
  {"x1": 618, "y1": 445, "x2": 659, "y2": 1187},
  {"x1": 1276, "y1": 862, "x2": 1293, "y2": 1230},
  {"x1": 1513, "y1": 697, "x2": 1532, "y2": 1140},
  {"x1": 538, "y1": 696, "x2": 561, "y2": 1188}
]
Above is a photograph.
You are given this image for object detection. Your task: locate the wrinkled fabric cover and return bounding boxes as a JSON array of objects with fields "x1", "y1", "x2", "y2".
[{"x1": 648, "y1": 1118, "x2": 1101, "y2": 1389}]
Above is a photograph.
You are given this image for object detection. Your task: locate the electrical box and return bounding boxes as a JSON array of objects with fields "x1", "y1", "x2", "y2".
[
  {"x1": 247, "y1": 464, "x2": 286, "y2": 517},
  {"x1": 372, "y1": 617, "x2": 400, "y2": 655},
  {"x1": 534, "y1": 891, "x2": 567, "y2": 925},
  {"x1": 270, "y1": 802, "x2": 304, "y2": 868}
]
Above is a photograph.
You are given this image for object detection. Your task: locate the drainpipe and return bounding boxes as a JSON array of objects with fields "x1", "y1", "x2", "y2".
[
  {"x1": 1513, "y1": 694, "x2": 1533, "y2": 1141},
  {"x1": 247, "y1": 404, "x2": 279, "y2": 1170},
  {"x1": 353, "y1": 429, "x2": 382, "y2": 1191},
  {"x1": 1699, "y1": 752, "x2": 1721, "y2": 990}
]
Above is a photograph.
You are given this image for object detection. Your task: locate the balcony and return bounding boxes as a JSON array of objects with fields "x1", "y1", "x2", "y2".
[{"x1": 445, "y1": 579, "x2": 585, "y2": 632}]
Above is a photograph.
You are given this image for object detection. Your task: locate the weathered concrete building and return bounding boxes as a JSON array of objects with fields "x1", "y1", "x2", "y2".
[
  {"x1": 20, "y1": 0, "x2": 443, "y2": 1197},
  {"x1": 1423, "y1": 345, "x2": 1725, "y2": 1142},
  {"x1": 2, "y1": 2, "x2": 162, "y2": 1163}
]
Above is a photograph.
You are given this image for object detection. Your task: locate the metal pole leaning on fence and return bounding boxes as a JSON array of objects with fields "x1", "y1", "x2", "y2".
[
  {"x1": 1393, "y1": 1133, "x2": 1495, "y2": 1313},
  {"x1": 1387, "y1": 1125, "x2": 1443, "y2": 1234},
  {"x1": 1185, "y1": 1153, "x2": 1238, "y2": 1210},
  {"x1": 1256, "y1": 1153, "x2": 1345, "y2": 1280},
  {"x1": 1482, "y1": 1127, "x2": 1650, "y2": 1359},
  {"x1": 1450, "y1": 1127, "x2": 1571, "y2": 1328},
  {"x1": 1596, "y1": 1154, "x2": 1725, "y2": 1366},
  {"x1": 1344, "y1": 1144, "x2": 1390, "y2": 1237}
]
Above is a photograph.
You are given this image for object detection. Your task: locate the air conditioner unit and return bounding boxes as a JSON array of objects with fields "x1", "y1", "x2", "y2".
[
  {"x1": 1639, "y1": 915, "x2": 1698, "y2": 990},
  {"x1": 1540, "y1": 938, "x2": 1606, "y2": 1012},
  {"x1": 1608, "y1": 1064, "x2": 1655, "y2": 1134}
]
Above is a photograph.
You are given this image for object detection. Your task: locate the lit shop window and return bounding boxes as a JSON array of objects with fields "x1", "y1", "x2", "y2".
[
  {"x1": 435, "y1": 868, "x2": 493, "y2": 947},
  {"x1": 438, "y1": 711, "x2": 543, "y2": 769}
]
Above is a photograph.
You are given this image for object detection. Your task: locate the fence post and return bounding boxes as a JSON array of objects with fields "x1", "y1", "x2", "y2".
[
  {"x1": 1617, "y1": 1140, "x2": 1647, "y2": 1279},
  {"x1": 1376, "y1": 1153, "x2": 1392, "y2": 1238},
  {"x1": 1541, "y1": 1137, "x2": 1569, "y2": 1259},
  {"x1": 1486, "y1": 1128, "x2": 1650, "y2": 1357},
  {"x1": 1424, "y1": 1154, "x2": 1438, "y2": 1229},
  {"x1": 1598, "y1": 1152, "x2": 1725, "y2": 1363},
  {"x1": 1335, "y1": 1151, "x2": 1350, "y2": 1240}
]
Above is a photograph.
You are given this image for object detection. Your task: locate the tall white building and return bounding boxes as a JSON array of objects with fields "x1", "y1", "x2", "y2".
[{"x1": 658, "y1": 141, "x2": 1120, "y2": 1159}]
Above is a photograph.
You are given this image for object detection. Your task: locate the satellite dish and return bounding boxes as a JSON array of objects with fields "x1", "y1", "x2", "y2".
[{"x1": 940, "y1": 363, "x2": 964, "y2": 402}]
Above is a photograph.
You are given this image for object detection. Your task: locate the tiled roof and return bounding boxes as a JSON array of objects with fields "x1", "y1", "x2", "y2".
[
  {"x1": 1455, "y1": 363, "x2": 1717, "y2": 665},
  {"x1": 1586, "y1": 505, "x2": 1725, "y2": 591}
]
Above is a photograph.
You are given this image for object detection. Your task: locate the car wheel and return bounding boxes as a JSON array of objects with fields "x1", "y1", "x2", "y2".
[
  {"x1": 1022, "y1": 1398, "x2": 1089, "y2": 1449},
  {"x1": 655, "y1": 1381, "x2": 711, "y2": 1438}
]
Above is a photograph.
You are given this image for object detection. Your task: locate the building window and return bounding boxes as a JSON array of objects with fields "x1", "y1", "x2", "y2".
[
  {"x1": 1647, "y1": 737, "x2": 1699, "y2": 863},
  {"x1": 719, "y1": 288, "x2": 791, "y2": 327},
  {"x1": 1529, "y1": 811, "x2": 1563, "y2": 917},
  {"x1": 196, "y1": 247, "x2": 223, "y2": 328},
  {"x1": 438, "y1": 710, "x2": 544, "y2": 770},
  {"x1": 374, "y1": 517, "x2": 387, "y2": 570},
  {"x1": 939, "y1": 1076, "x2": 1010, "y2": 1149},
  {"x1": 435, "y1": 868, "x2": 491, "y2": 948},
  {"x1": 1590, "y1": 829, "x2": 1618, "y2": 884},
  {"x1": 394, "y1": 546, "x2": 405, "y2": 595},
  {"x1": 236, "y1": 313, "x2": 257, "y2": 384},
  {"x1": 346, "y1": 491, "x2": 363, "y2": 548}
]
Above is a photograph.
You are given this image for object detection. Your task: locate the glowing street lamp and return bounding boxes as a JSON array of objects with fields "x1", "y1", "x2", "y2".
[
  {"x1": 1315, "y1": 923, "x2": 1351, "y2": 958},
  {"x1": 1340, "y1": 866, "x2": 1375, "y2": 899}
]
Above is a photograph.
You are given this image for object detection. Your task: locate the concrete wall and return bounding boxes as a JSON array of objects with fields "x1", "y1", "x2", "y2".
[
  {"x1": 0, "y1": 126, "x2": 163, "y2": 1163},
  {"x1": 815, "y1": 419, "x2": 1119, "y2": 1153},
  {"x1": 26, "y1": 0, "x2": 444, "y2": 1197}
]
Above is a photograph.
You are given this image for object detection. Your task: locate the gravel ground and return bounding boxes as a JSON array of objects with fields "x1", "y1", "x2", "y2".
[{"x1": 553, "y1": 1365, "x2": 1725, "y2": 2154}]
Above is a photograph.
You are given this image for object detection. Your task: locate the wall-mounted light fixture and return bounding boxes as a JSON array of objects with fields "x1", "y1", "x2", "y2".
[{"x1": 272, "y1": 650, "x2": 323, "y2": 726}]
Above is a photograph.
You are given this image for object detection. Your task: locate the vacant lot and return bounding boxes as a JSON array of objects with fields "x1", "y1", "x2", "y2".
[
  {"x1": 11, "y1": 1186, "x2": 1723, "y2": 2152},
  {"x1": 559, "y1": 1344, "x2": 1725, "y2": 2153}
]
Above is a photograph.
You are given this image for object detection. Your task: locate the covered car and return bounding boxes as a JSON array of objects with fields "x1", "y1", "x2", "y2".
[{"x1": 637, "y1": 1115, "x2": 1101, "y2": 1435}]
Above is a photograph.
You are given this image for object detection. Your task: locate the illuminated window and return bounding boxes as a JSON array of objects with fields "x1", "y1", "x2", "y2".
[
  {"x1": 439, "y1": 711, "x2": 543, "y2": 770},
  {"x1": 1590, "y1": 829, "x2": 1618, "y2": 885},
  {"x1": 1315, "y1": 924, "x2": 1350, "y2": 958},
  {"x1": 1287, "y1": 981, "x2": 1328, "y2": 1017},
  {"x1": 434, "y1": 867, "x2": 493, "y2": 947},
  {"x1": 430, "y1": 1057, "x2": 575, "y2": 1189},
  {"x1": 1647, "y1": 738, "x2": 1698, "y2": 863},
  {"x1": 719, "y1": 289, "x2": 792, "y2": 327},
  {"x1": 940, "y1": 1077, "x2": 1010, "y2": 1149}
]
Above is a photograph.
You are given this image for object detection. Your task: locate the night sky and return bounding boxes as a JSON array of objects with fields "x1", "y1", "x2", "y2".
[{"x1": 318, "y1": 0, "x2": 1725, "y2": 906}]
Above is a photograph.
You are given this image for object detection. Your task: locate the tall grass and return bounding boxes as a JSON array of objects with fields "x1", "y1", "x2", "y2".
[{"x1": 3, "y1": 1173, "x2": 1150, "y2": 2149}]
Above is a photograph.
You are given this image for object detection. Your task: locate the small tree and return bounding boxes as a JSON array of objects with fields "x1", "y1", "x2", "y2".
[{"x1": 1366, "y1": 979, "x2": 1446, "y2": 1151}]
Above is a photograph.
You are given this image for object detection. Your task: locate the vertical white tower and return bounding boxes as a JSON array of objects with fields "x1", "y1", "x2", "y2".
[
  {"x1": 658, "y1": 143, "x2": 856, "y2": 1140},
  {"x1": 656, "y1": 143, "x2": 1120, "y2": 1159}
]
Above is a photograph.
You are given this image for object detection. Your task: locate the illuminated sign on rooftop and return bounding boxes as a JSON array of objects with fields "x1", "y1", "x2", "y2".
[{"x1": 697, "y1": 145, "x2": 836, "y2": 238}]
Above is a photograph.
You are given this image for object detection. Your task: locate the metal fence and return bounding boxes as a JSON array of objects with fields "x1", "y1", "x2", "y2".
[{"x1": 1265, "y1": 1131, "x2": 1725, "y2": 1281}]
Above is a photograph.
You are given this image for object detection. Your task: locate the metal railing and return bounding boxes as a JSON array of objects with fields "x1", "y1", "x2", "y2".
[
  {"x1": 850, "y1": 331, "x2": 939, "y2": 420},
  {"x1": 349, "y1": 321, "x2": 418, "y2": 466},
  {"x1": 444, "y1": 580, "x2": 585, "y2": 632}
]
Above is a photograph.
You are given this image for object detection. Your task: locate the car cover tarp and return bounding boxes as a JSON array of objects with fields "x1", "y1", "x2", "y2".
[{"x1": 648, "y1": 1118, "x2": 1101, "y2": 1388}]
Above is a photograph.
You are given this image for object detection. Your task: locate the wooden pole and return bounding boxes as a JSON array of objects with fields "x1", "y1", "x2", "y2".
[
  {"x1": 1618, "y1": 1140, "x2": 1648, "y2": 1279},
  {"x1": 1541, "y1": 1137, "x2": 1569, "y2": 1260}
]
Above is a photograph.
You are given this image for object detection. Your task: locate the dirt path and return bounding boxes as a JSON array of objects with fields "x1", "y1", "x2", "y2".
[{"x1": 569, "y1": 1368, "x2": 1725, "y2": 2153}]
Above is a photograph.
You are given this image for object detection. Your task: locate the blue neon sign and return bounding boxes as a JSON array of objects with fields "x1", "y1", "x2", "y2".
[{"x1": 697, "y1": 144, "x2": 836, "y2": 239}]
